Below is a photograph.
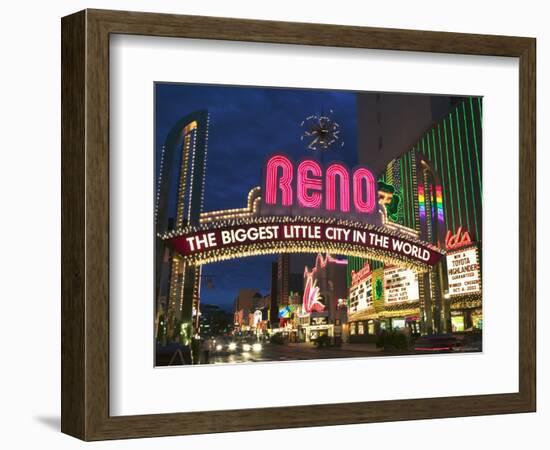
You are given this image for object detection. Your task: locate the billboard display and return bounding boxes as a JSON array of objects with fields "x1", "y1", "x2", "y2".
[
  {"x1": 447, "y1": 246, "x2": 481, "y2": 297},
  {"x1": 384, "y1": 266, "x2": 420, "y2": 303}
]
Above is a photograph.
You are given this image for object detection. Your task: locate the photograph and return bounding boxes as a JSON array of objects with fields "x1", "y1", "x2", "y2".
[
  {"x1": 153, "y1": 83, "x2": 483, "y2": 366},
  {"x1": 0, "y1": 1, "x2": 539, "y2": 446}
]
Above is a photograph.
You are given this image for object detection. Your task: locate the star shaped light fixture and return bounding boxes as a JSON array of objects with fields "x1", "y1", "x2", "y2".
[{"x1": 300, "y1": 109, "x2": 344, "y2": 152}]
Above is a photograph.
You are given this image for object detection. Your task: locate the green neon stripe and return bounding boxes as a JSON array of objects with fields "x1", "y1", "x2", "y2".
[
  {"x1": 426, "y1": 134, "x2": 432, "y2": 163},
  {"x1": 469, "y1": 97, "x2": 482, "y2": 195},
  {"x1": 443, "y1": 119, "x2": 457, "y2": 230},
  {"x1": 455, "y1": 108, "x2": 470, "y2": 230},
  {"x1": 477, "y1": 97, "x2": 483, "y2": 121},
  {"x1": 448, "y1": 114, "x2": 463, "y2": 225},
  {"x1": 461, "y1": 101, "x2": 479, "y2": 239},
  {"x1": 426, "y1": 134, "x2": 435, "y2": 166},
  {"x1": 431, "y1": 128, "x2": 438, "y2": 173},
  {"x1": 436, "y1": 123, "x2": 452, "y2": 232}
]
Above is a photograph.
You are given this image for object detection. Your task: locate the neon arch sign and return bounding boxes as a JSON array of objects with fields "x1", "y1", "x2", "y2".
[{"x1": 263, "y1": 154, "x2": 377, "y2": 217}]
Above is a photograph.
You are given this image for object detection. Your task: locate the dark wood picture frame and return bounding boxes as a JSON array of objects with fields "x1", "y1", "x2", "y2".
[{"x1": 61, "y1": 9, "x2": 536, "y2": 441}]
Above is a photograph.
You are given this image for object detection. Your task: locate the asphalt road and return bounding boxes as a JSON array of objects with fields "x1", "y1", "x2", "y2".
[
  {"x1": 156, "y1": 339, "x2": 481, "y2": 366},
  {"x1": 209, "y1": 342, "x2": 382, "y2": 364}
]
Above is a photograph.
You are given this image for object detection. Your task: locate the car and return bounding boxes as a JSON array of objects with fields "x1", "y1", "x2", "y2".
[
  {"x1": 238, "y1": 338, "x2": 263, "y2": 353},
  {"x1": 210, "y1": 337, "x2": 235, "y2": 355},
  {"x1": 413, "y1": 333, "x2": 465, "y2": 353},
  {"x1": 227, "y1": 341, "x2": 238, "y2": 352}
]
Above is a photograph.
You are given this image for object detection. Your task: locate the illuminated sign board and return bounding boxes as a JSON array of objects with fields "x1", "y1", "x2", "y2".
[
  {"x1": 168, "y1": 219, "x2": 443, "y2": 267},
  {"x1": 445, "y1": 226, "x2": 473, "y2": 250},
  {"x1": 303, "y1": 268, "x2": 325, "y2": 314},
  {"x1": 163, "y1": 154, "x2": 446, "y2": 269},
  {"x1": 447, "y1": 246, "x2": 481, "y2": 297},
  {"x1": 262, "y1": 154, "x2": 378, "y2": 222},
  {"x1": 384, "y1": 266, "x2": 419, "y2": 303},
  {"x1": 349, "y1": 263, "x2": 373, "y2": 313},
  {"x1": 311, "y1": 316, "x2": 328, "y2": 326},
  {"x1": 278, "y1": 305, "x2": 296, "y2": 319},
  {"x1": 253, "y1": 310, "x2": 263, "y2": 326}
]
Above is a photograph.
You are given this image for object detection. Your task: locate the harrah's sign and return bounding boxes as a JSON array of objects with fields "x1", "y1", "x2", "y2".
[{"x1": 262, "y1": 154, "x2": 379, "y2": 223}]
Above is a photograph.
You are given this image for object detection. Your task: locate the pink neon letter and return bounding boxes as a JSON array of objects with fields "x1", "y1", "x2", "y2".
[
  {"x1": 297, "y1": 160, "x2": 322, "y2": 208},
  {"x1": 353, "y1": 167, "x2": 376, "y2": 213},
  {"x1": 325, "y1": 163, "x2": 350, "y2": 212},
  {"x1": 265, "y1": 155, "x2": 293, "y2": 206}
]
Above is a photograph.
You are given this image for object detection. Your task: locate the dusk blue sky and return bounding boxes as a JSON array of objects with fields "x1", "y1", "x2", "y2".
[{"x1": 155, "y1": 83, "x2": 360, "y2": 311}]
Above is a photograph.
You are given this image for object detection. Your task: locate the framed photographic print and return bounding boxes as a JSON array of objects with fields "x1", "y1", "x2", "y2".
[{"x1": 61, "y1": 9, "x2": 536, "y2": 441}]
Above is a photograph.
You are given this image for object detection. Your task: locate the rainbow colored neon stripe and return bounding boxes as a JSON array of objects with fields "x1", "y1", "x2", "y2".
[
  {"x1": 418, "y1": 184, "x2": 426, "y2": 220},
  {"x1": 435, "y1": 184, "x2": 444, "y2": 223}
]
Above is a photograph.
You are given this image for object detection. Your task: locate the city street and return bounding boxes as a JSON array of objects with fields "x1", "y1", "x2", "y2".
[
  {"x1": 210, "y1": 342, "x2": 383, "y2": 364},
  {"x1": 156, "y1": 333, "x2": 481, "y2": 366}
]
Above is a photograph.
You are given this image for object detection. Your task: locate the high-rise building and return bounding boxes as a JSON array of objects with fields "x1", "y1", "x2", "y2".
[
  {"x1": 356, "y1": 92, "x2": 462, "y2": 175},
  {"x1": 155, "y1": 110, "x2": 209, "y2": 344},
  {"x1": 277, "y1": 254, "x2": 290, "y2": 307},
  {"x1": 275, "y1": 254, "x2": 315, "y2": 313},
  {"x1": 269, "y1": 262, "x2": 279, "y2": 327},
  {"x1": 233, "y1": 289, "x2": 263, "y2": 331}
]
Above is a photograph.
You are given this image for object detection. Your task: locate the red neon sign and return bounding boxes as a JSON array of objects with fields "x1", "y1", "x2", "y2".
[
  {"x1": 297, "y1": 160, "x2": 322, "y2": 208},
  {"x1": 264, "y1": 155, "x2": 293, "y2": 206},
  {"x1": 325, "y1": 163, "x2": 350, "y2": 212},
  {"x1": 352, "y1": 167, "x2": 376, "y2": 213},
  {"x1": 303, "y1": 254, "x2": 348, "y2": 314},
  {"x1": 445, "y1": 226, "x2": 473, "y2": 250},
  {"x1": 264, "y1": 154, "x2": 377, "y2": 215}
]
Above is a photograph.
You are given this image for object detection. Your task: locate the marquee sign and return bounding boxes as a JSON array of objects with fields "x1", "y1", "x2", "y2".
[
  {"x1": 160, "y1": 153, "x2": 447, "y2": 271},
  {"x1": 446, "y1": 245, "x2": 481, "y2": 297},
  {"x1": 383, "y1": 266, "x2": 420, "y2": 303},
  {"x1": 349, "y1": 263, "x2": 373, "y2": 313},
  {"x1": 163, "y1": 217, "x2": 444, "y2": 269}
]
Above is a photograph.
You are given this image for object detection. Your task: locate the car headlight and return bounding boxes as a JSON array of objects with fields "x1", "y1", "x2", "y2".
[
  {"x1": 252, "y1": 343, "x2": 262, "y2": 352},
  {"x1": 242, "y1": 343, "x2": 251, "y2": 352},
  {"x1": 228, "y1": 342, "x2": 237, "y2": 351},
  {"x1": 215, "y1": 344, "x2": 223, "y2": 351}
]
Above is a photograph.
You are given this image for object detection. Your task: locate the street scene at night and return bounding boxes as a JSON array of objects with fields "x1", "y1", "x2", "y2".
[{"x1": 154, "y1": 83, "x2": 483, "y2": 366}]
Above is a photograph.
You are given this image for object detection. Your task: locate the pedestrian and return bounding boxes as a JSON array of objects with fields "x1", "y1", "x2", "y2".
[{"x1": 201, "y1": 337, "x2": 213, "y2": 364}]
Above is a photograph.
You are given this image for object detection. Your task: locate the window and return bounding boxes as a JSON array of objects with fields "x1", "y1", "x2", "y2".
[
  {"x1": 392, "y1": 318, "x2": 405, "y2": 330},
  {"x1": 451, "y1": 315, "x2": 465, "y2": 332},
  {"x1": 368, "y1": 320, "x2": 375, "y2": 335},
  {"x1": 472, "y1": 314, "x2": 483, "y2": 330}
]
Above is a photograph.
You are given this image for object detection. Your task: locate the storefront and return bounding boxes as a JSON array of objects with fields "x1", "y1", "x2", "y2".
[
  {"x1": 299, "y1": 315, "x2": 335, "y2": 342},
  {"x1": 349, "y1": 317, "x2": 379, "y2": 343},
  {"x1": 348, "y1": 260, "x2": 423, "y2": 341},
  {"x1": 387, "y1": 315, "x2": 420, "y2": 334},
  {"x1": 450, "y1": 307, "x2": 483, "y2": 332}
]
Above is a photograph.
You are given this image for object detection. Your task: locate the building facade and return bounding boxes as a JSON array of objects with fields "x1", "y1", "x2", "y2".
[
  {"x1": 348, "y1": 97, "x2": 483, "y2": 338},
  {"x1": 155, "y1": 110, "x2": 209, "y2": 345}
]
